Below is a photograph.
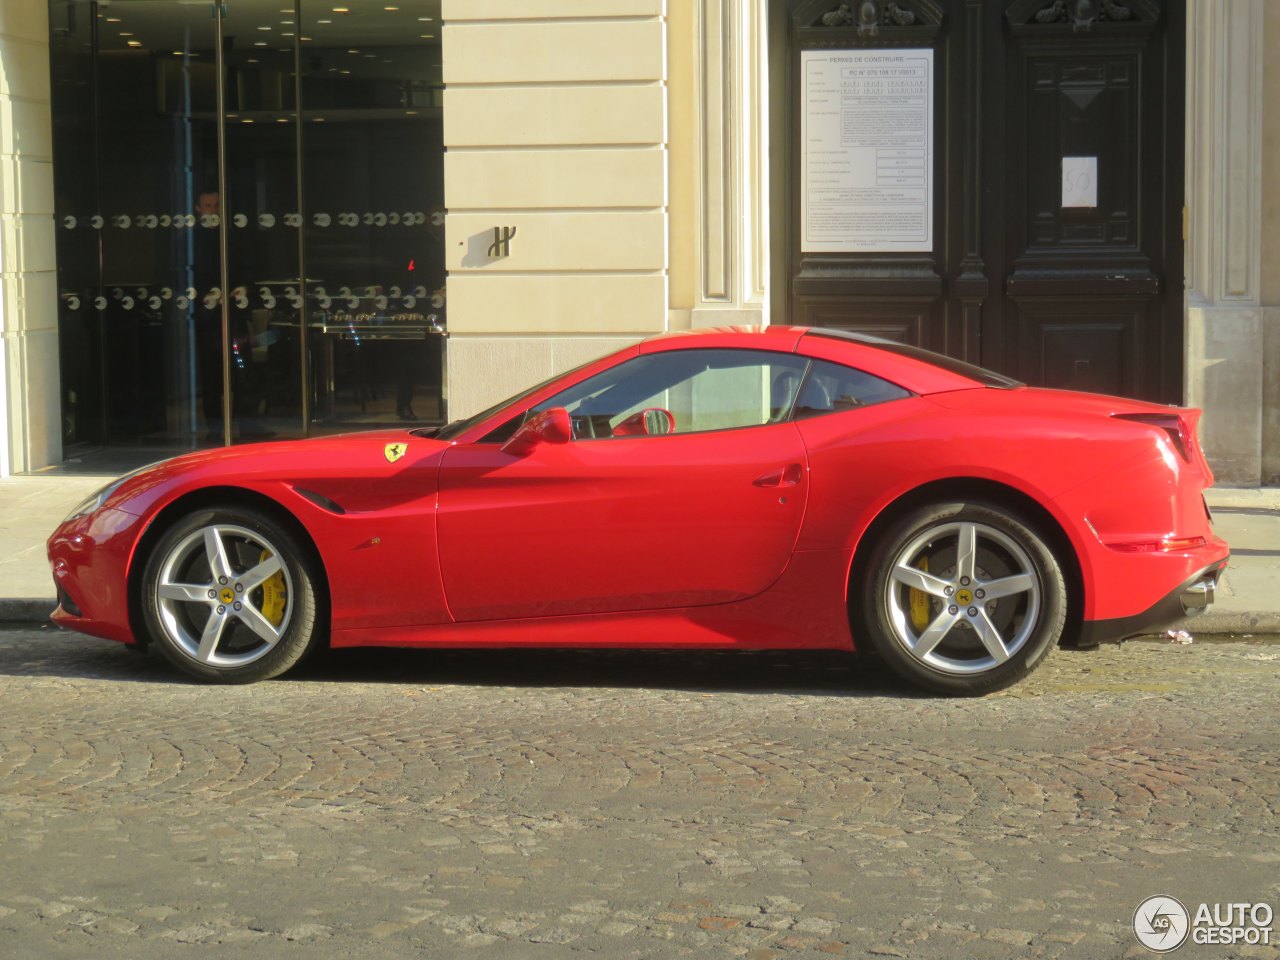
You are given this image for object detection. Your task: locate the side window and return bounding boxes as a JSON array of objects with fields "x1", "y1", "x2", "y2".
[
  {"x1": 793, "y1": 359, "x2": 911, "y2": 420},
  {"x1": 499, "y1": 349, "x2": 810, "y2": 440}
]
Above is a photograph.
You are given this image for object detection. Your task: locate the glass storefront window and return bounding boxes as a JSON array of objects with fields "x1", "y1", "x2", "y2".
[
  {"x1": 48, "y1": 0, "x2": 445, "y2": 458},
  {"x1": 299, "y1": 0, "x2": 446, "y2": 429}
]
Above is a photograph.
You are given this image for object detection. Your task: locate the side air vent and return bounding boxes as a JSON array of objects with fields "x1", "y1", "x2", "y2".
[
  {"x1": 294, "y1": 487, "x2": 346, "y2": 515},
  {"x1": 57, "y1": 586, "x2": 82, "y2": 618}
]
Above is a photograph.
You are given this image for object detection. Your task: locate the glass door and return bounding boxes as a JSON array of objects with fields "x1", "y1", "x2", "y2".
[
  {"x1": 299, "y1": 0, "x2": 446, "y2": 431},
  {"x1": 50, "y1": 0, "x2": 446, "y2": 462},
  {"x1": 51, "y1": 0, "x2": 222, "y2": 449},
  {"x1": 218, "y1": 0, "x2": 305, "y2": 441}
]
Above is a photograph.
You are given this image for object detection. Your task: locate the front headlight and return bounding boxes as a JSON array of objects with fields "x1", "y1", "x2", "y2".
[
  {"x1": 64, "y1": 479, "x2": 127, "y2": 522},
  {"x1": 62, "y1": 461, "x2": 163, "y2": 522}
]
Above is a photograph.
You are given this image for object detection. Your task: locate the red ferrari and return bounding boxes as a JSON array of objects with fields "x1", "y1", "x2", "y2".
[{"x1": 47, "y1": 326, "x2": 1228, "y2": 694}]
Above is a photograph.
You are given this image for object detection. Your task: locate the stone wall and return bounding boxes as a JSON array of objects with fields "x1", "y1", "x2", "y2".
[{"x1": 440, "y1": 0, "x2": 669, "y2": 419}]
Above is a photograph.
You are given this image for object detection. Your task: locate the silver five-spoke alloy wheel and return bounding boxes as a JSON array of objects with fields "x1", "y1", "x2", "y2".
[
  {"x1": 154, "y1": 523, "x2": 294, "y2": 667},
  {"x1": 885, "y1": 520, "x2": 1039, "y2": 674},
  {"x1": 142, "y1": 505, "x2": 321, "y2": 683},
  {"x1": 859, "y1": 500, "x2": 1067, "y2": 695}
]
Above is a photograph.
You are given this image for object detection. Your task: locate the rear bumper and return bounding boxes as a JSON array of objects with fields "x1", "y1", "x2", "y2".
[{"x1": 1077, "y1": 558, "x2": 1228, "y2": 647}]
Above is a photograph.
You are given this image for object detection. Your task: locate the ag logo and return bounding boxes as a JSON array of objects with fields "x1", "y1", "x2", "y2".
[
  {"x1": 384, "y1": 442, "x2": 408, "y2": 464},
  {"x1": 1134, "y1": 895, "x2": 1190, "y2": 953}
]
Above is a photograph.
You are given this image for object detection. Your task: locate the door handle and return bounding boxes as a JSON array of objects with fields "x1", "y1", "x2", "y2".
[{"x1": 753, "y1": 463, "x2": 803, "y2": 488}]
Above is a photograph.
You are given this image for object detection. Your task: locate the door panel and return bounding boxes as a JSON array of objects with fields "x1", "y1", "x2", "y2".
[
  {"x1": 1019, "y1": 56, "x2": 1141, "y2": 253},
  {"x1": 1001, "y1": 0, "x2": 1179, "y2": 400},
  {"x1": 1012, "y1": 300, "x2": 1145, "y2": 397},
  {"x1": 436, "y1": 425, "x2": 809, "y2": 622},
  {"x1": 775, "y1": 0, "x2": 1184, "y2": 403},
  {"x1": 800, "y1": 296, "x2": 930, "y2": 345}
]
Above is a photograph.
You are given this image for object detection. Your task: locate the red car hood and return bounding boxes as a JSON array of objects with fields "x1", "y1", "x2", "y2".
[{"x1": 105, "y1": 429, "x2": 451, "y2": 517}]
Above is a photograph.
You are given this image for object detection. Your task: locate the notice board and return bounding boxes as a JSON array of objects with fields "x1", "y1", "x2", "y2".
[{"x1": 801, "y1": 49, "x2": 934, "y2": 253}]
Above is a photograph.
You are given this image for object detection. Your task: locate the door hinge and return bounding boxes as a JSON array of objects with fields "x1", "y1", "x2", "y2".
[{"x1": 1182, "y1": 205, "x2": 1188, "y2": 242}]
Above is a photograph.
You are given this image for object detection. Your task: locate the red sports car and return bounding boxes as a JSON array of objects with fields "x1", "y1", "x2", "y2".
[{"x1": 47, "y1": 326, "x2": 1228, "y2": 694}]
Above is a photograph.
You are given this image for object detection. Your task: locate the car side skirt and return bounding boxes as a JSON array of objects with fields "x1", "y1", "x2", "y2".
[{"x1": 330, "y1": 549, "x2": 856, "y2": 651}]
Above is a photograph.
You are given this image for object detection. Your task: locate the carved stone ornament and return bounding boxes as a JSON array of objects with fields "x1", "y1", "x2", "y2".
[
  {"x1": 1036, "y1": 0, "x2": 1131, "y2": 26},
  {"x1": 1011, "y1": 0, "x2": 1157, "y2": 32},
  {"x1": 817, "y1": 1, "x2": 919, "y2": 37},
  {"x1": 799, "y1": 0, "x2": 942, "y2": 44},
  {"x1": 819, "y1": 3, "x2": 854, "y2": 27}
]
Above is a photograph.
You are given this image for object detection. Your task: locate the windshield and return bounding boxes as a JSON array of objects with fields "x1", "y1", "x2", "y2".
[{"x1": 426, "y1": 356, "x2": 603, "y2": 442}]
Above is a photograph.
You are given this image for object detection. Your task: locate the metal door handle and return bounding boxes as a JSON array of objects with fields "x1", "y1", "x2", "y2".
[{"x1": 753, "y1": 463, "x2": 803, "y2": 487}]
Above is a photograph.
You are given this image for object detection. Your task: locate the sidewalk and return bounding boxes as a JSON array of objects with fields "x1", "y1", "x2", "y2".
[{"x1": 2, "y1": 473, "x2": 1277, "y2": 634}]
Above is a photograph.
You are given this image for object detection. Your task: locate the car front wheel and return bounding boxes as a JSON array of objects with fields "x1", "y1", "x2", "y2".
[
  {"x1": 140, "y1": 505, "x2": 321, "y2": 683},
  {"x1": 858, "y1": 501, "x2": 1066, "y2": 695}
]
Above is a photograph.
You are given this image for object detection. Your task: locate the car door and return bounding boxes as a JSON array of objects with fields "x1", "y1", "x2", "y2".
[{"x1": 436, "y1": 348, "x2": 812, "y2": 622}]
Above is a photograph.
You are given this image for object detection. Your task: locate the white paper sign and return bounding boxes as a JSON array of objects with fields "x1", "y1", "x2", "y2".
[
  {"x1": 801, "y1": 49, "x2": 934, "y2": 253},
  {"x1": 1062, "y1": 156, "x2": 1098, "y2": 208}
]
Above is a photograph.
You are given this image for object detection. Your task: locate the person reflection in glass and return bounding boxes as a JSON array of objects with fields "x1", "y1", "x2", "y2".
[
  {"x1": 191, "y1": 189, "x2": 269, "y2": 441},
  {"x1": 192, "y1": 189, "x2": 225, "y2": 441}
]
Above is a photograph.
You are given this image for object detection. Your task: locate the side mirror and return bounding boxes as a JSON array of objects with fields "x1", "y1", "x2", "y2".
[{"x1": 501, "y1": 407, "x2": 573, "y2": 456}]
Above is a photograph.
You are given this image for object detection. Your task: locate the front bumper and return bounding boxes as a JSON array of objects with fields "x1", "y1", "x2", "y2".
[
  {"x1": 47, "y1": 507, "x2": 143, "y2": 645},
  {"x1": 1077, "y1": 558, "x2": 1228, "y2": 647}
]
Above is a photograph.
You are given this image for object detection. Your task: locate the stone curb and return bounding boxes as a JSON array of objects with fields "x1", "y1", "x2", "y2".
[
  {"x1": 1184, "y1": 610, "x2": 1280, "y2": 635},
  {"x1": 0, "y1": 599, "x2": 55, "y2": 625}
]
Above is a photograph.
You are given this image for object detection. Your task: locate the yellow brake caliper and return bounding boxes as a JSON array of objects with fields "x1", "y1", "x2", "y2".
[
  {"x1": 909, "y1": 555, "x2": 931, "y2": 631},
  {"x1": 258, "y1": 549, "x2": 287, "y2": 628}
]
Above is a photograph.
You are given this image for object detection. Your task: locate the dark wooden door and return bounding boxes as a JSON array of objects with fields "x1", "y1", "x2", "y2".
[{"x1": 774, "y1": 0, "x2": 1185, "y2": 402}]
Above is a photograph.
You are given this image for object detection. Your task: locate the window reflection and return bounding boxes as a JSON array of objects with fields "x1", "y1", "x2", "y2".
[
  {"x1": 299, "y1": 5, "x2": 447, "y2": 429},
  {"x1": 49, "y1": 0, "x2": 446, "y2": 455},
  {"x1": 534, "y1": 350, "x2": 813, "y2": 439}
]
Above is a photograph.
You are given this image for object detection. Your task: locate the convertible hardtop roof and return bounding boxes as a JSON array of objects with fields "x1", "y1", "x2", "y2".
[
  {"x1": 802, "y1": 327, "x2": 1023, "y2": 389},
  {"x1": 640, "y1": 325, "x2": 1023, "y2": 391}
]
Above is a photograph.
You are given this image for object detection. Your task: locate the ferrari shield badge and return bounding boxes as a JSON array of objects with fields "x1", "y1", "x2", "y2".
[{"x1": 384, "y1": 442, "x2": 408, "y2": 463}]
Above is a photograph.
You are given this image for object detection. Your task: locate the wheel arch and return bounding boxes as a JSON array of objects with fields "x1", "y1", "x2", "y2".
[
  {"x1": 126, "y1": 485, "x2": 332, "y2": 649},
  {"x1": 847, "y1": 477, "x2": 1086, "y2": 648}
]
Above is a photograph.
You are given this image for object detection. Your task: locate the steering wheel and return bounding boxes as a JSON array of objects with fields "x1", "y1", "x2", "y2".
[
  {"x1": 570, "y1": 412, "x2": 597, "y2": 440},
  {"x1": 612, "y1": 407, "x2": 676, "y2": 437}
]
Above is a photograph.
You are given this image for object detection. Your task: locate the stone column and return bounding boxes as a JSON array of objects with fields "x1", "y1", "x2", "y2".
[
  {"x1": 690, "y1": 0, "x2": 770, "y2": 328},
  {"x1": 0, "y1": 0, "x2": 59, "y2": 475},
  {"x1": 1261, "y1": 3, "x2": 1280, "y2": 485},
  {"x1": 1184, "y1": 0, "x2": 1265, "y2": 485}
]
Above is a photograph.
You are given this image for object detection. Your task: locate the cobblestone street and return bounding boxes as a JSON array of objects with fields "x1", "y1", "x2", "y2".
[{"x1": 0, "y1": 627, "x2": 1276, "y2": 959}]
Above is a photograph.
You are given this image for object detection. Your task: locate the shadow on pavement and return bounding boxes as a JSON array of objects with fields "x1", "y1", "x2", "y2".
[{"x1": 0, "y1": 624, "x2": 918, "y2": 698}]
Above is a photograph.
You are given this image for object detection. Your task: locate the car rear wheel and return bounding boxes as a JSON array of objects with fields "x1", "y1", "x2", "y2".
[
  {"x1": 141, "y1": 506, "x2": 321, "y2": 683},
  {"x1": 858, "y1": 501, "x2": 1066, "y2": 695}
]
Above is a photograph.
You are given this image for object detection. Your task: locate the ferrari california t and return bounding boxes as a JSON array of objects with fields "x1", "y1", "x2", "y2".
[{"x1": 47, "y1": 326, "x2": 1228, "y2": 695}]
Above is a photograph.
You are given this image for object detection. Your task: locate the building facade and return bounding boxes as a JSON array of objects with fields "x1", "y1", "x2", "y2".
[{"x1": 1, "y1": 0, "x2": 1278, "y2": 483}]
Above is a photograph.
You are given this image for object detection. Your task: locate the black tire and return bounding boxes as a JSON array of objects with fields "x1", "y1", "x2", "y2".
[
  {"x1": 140, "y1": 505, "x2": 322, "y2": 683},
  {"x1": 855, "y1": 500, "x2": 1066, "y2": 696}
]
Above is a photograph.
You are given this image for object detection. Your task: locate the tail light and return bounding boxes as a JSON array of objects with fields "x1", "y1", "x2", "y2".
[
  {"x1": 1112, "y1": 412, "x2": 1193, "y2": 462},
  {"x1": 1107, "y1": 535, "x2": 1207, "y2": 553}
]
